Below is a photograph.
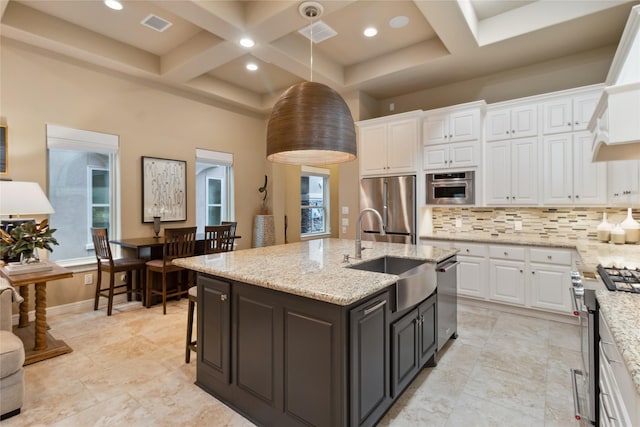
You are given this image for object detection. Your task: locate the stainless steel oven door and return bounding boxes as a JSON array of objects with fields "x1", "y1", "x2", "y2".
[
  {"x1": 427, "y1": 180, "x2": 474, "y2": 205},
  {"x1": 570, "y1": 287, "x2": 596, "y2": 425}
]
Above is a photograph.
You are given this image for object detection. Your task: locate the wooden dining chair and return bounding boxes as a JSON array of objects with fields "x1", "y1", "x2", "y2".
[
  {"x1": 146, "y1": 226, "x2": 197, "y2": 315},
  {"x1": 186, "y1": 224, "x2": 233, "y2": 363},
  {"x1": 221, "y1": 221, "x2": 237, "y2": 250},
  {"x1": 91, "y1": 228, "x2": 146, "y2": 316}
]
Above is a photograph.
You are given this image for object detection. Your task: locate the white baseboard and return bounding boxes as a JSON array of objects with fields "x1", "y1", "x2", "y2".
[
  {"x1": 11, "y1": 294, "x2": 130, "y2": 325},
  {"x1": 458, "y1": 296, "x2": 579, "y2": 325}
]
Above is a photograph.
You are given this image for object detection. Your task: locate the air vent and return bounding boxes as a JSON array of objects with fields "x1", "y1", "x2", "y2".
[
  {"x1": 141, "y1": 14, "x2": 173, "y2": 32},
  {"x1": 298, "y1": 20, "x2": 337, "y2": 43}
]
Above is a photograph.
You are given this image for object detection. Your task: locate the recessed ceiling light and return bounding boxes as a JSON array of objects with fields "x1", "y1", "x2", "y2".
[
  {"x1": 389, "y1": 15, "x2": 409, "y2": 29},
  {"x1": 246, "y1": 63, "x2": 258, "y2": 71},
  {"x1": 363, "y1": 27, "x2": 378, "y2": 37},
  {"x1": 104, "y1": 0, "x2": 123, "y2": 11},
  {"x1": 240, "y1": 38, "x2": 255, "y2": 48}
]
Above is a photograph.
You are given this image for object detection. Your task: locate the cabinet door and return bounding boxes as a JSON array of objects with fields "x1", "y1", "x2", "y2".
[
  {"x1": 529, "y1": 263, "x2": 571, "y2": 313},
  {"x1": 543, "y1": 98, "x2": 572, "y2": 134},
  {"x1": 457, "y1": 255, "x2": 487, "y2": 298},
  {"x1": 423, "y1": 145, "x2": 448, "y2": 170},
  {"x1": 450, "y1": 142, "x2": 479, "y2": 168},
  {"x1": 573, "y1": 92, "x2": 600, "y2": 131},
  {"x1": 391, "y1": 308, "x2": 419, "y2": 397},
  {"x1": 387, "y1": 119, "x2": 418, "y2": 173},
  {"x1": 350, "y1": 292, "x2": 390, "y2": 427},
  {"x1": 543, "y1": 134, "x2": 573, "y2": 205},
  {"x1": 510, "y1": 103, "x2": 538, "y2": 138},
  {"x1": 485, "y1": 141, "x2": 512, "y2": 204},
  {"x1": 511, "y1": 137, "x2": 539, "y2": 205},
  {"x1": 449, "y1": 109, "x2": 479, "y2": 142},
  {"x1": 485, "y1": 108, "x2": 511, "y2": 141},
  {"x1": 418, "y1": 294, "x2": 437, "y2": 367},
  {"x1": 198, "y1": 275, "x2": 231, "y2": 384},
  {"x1": 489, "y1": 260, "x2": 526, "y2": 306},
  {"x1": 359, "y1": 124, "x2": 388, "y2": 175},
  {"x1": 424, "y1": 113, "x2": 449, "y2": 145},
  {"x1": 609, "y1": 160, "x2": 640, "y2": 205},
  {"x1": 573, "y1": 131, "x2": 607, "y2": 205}
]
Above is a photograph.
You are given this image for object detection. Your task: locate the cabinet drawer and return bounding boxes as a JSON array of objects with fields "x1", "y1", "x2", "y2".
[
  {"x1": 453, "y1": 242, "x2": 487, "y2": 257},
  {"x1": 489, "y1": 245, "x2": 526, "y2": 260},
  {"x1": 421, "y1": 239, "x2": 451, "y2": 249},
  {"x1": 529, "y1": 248, "x2": 572, "y2": 265}
]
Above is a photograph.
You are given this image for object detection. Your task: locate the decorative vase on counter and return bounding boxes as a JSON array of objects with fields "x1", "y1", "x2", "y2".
[
  {"x1": 610, "y1": 224, "x2": 626, "y2": 245},
  {"x1": 620, "y1": 208, "x2": 640, "y2": 243},
  {"x1": 597, "y1": 212, "x2": 613, "y2": 243}
]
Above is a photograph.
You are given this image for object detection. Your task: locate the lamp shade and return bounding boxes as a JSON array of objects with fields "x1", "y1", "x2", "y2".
[
  {"x1": 0, "y1": 181, "x2": 55, "y2": 216},
  {"x1": 266, "y1": 81, "x2": 357, "y2": 165}
]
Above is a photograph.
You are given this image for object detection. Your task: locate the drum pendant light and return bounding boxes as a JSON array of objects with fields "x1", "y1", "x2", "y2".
[{"x1": 266, "y1": 2, "x2": 356, "y2": 165}]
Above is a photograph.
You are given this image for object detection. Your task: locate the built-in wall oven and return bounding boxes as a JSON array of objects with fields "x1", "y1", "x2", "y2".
[
  {"x1": 570, "y1": 279, "x2": 598, "y2": 426},
  {"x1": 426, "y1": 171, "x2": 475, "y2": 205}
]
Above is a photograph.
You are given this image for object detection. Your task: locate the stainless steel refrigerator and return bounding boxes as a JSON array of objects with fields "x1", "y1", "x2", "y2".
[{"x1": 359, "y1": 175, "x2": 416, "y2": 244}]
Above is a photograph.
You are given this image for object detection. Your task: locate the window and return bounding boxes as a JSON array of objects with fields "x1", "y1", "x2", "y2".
[
  {"x1": 206, "y1": 177, "x2": 222, "y2": 225},
  {"x1": 196, "y1": 149, "x2": 234, "y2": 233},
  {"x1": 301, "y1": 166, "x2": 330, "y2": 236},
  {"x1": 47, "y1": 125, "x2": 119, "y2": 264}
]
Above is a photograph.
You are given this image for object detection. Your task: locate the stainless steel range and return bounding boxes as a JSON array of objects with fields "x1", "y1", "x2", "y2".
[{"x1": 597, "y1": 265, "x2": 640, "y2": 293}]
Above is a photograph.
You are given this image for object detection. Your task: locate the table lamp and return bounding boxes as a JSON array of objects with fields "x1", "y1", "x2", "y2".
[{"x1": 0, "y1": 181, "x2": 55, "y2": 220}]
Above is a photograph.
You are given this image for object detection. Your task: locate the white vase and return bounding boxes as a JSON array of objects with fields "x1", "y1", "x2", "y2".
[
  {"x1": 596, "y1": 212, "x2": 613, "y2": 242},
  {"x1": 610, "y1": 224, "x2": 626, "y2": 245},
  {"x1": 620, "y1": 208, "x2": 640, "y2": 243}
]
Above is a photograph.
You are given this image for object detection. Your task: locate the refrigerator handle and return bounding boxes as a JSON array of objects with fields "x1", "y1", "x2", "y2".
[{"x1": 383, "y1": 180, "x2": 388, "y2": 229}]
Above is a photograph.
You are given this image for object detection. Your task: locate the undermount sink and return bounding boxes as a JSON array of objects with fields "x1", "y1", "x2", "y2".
[{"x1": 348, "y1": 256, "x2": 436, "y2": 312}]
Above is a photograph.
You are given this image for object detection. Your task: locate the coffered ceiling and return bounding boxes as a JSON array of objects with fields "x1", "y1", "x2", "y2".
[{"x1": 1, "y1": 0, "x2": 638, "y2": 114}]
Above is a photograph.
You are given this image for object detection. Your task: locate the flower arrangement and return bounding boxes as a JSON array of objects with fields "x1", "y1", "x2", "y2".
[{"x1": 0, "y1": 219, "x2": 59, "y2": 263}]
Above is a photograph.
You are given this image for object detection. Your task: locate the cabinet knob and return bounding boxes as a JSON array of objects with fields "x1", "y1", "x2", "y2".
[
  {"x1": 506, "y1": 196, "x2": 510, "y2": 200},
  {"x1": 575, "y1": 121, "x2": 579, "y2": 125},
  {"x1": 511, "y1": 130, "x2": 515, "y2": 134},
  {"x1": 547, "y1": 255, "x2": 552, "y2": 260},
  {"x1": 532, "y1": 271, "x2": 535, "y2": 275},
  {"x1": 449, "y1": 134, "x2": 453, "y2": 138},
  {"x1": 567, "y1": 122, "x2": 571, "y2": 126},
  {"x1": 466, "y1": 249, "x2": 470, "y2": 253},
  {"x1": 504, "y1": 252, "x2": 508, "y2": 256},
  {"x1": 221, "y1": 294, "x2": 228, "y2": 301},
  {"x1": 506, "y1": 131, "x2": 510, "y2": 134},
  {"x1": 448, "y1": 160, "x2": 452, "y2": 164},
  {"x1": 568, "y1": 195, "x2": 571, "y2": 199},
  {"x1": 519, "y1": 269, "x2": 523, "y2": 273},
  {"x1": 575, "y1": 195, "x2": 579, "y2": 199}
]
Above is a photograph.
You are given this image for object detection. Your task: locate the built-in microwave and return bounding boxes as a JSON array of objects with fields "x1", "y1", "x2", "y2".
[{"x1": 426, "y1": 171, "x2": 475, "y2": 205}]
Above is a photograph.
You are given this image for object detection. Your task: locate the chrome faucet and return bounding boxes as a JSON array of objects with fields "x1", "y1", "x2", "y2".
[{"x1": 355, "y1": 208, "x2": 385, "y2": 259}]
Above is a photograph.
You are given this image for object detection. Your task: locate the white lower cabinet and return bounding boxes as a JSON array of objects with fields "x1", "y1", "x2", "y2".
[
  {"x1": 422, "y1": 239, "x2": 574, "y2": 315},
  {"x1": 489, "y1": 259, "x2": 526, "y2": 306},
  {"x1": 455, "y1": 242, "x2": 488, "y2": 299},
  {"x1": 599, "y1": 311, "x2": 639, "y2": 426}
]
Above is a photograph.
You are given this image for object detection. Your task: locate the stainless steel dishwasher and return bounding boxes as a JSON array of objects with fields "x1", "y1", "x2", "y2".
[{"x1": 436, "y1": 256, "x2": 458, "y2": 351}]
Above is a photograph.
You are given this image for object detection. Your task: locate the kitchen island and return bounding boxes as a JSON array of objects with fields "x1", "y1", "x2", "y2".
[{"x1": 174, "y1": 238, "x2": 456, "y2": 427}]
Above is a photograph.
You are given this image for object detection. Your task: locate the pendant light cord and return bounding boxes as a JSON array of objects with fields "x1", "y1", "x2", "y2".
[{"x1": 309, "y1": 15, "x2": 313, "y2": 82}]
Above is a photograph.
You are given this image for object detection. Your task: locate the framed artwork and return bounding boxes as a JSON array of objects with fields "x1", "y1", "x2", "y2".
[
  {"x1": 141, "y1": 156, "x2": 187, "y2": 223},
  {"x1": 0, "y1": 124, "x2": 6, "y2": 174}
]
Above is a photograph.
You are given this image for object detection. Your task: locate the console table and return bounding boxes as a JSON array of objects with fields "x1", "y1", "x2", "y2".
[{"x1": 0, "y1": 263, "x2": 73, "y2": 365}]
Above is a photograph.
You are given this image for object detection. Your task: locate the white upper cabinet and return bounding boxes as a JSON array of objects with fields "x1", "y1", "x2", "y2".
[
  {"x1": 485, "y1": 103, "x2": 538, "y2": 141},
  {"x1": 608, "y1": 159, "x2": 640, "y2": 206},
  {"x1": 423, "y1": 142, "x2": 479, "y2": 170},
  {"x1": 542, "y1": 91, "x2": 601, "y2": 135},
  {"x1": 358, "y1": 111, "x2": 421, "y2": 176},
  {"x1": 485, "y1": 137, "x2": 539, "y2": 205},
  {"x1": 423, "y1": 102, "x2": 484, "y2": 145},
  {"x1": 542, "y1": 131, "x2": 607, "y2": 205}
]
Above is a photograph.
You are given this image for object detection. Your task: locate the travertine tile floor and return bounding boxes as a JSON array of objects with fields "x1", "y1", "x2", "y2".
[{"x1": 2, "y1": 300, "x2": 580, "y2": 426}]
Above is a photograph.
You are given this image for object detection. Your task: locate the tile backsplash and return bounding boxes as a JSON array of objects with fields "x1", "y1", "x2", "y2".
[{"x1": 429, "y1": 207, "x2": 639, "y2": 241}]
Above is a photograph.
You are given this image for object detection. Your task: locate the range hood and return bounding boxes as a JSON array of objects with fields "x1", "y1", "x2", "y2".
[
  {"x1": 590, "y1": 4, "x2": 640, "y2": 162},
  {"x1": 591, "y1": 82, "x2": 640, "y2": 162}
]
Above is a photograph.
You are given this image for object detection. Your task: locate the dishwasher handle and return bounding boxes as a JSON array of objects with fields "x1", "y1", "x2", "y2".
[
  {"x1": 438, "y1": 260, "x2": 459, "y2": 273},
  {"x1": 570, "y1": 368, "x2": 584, "y2": 421}
]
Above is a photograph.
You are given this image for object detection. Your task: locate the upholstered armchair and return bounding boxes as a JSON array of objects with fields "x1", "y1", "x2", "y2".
[{"x1": 0, "y1": 278, "x2": 25, "y2": 420}]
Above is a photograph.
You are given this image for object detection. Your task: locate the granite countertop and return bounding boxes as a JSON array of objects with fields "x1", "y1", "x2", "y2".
[
  {"x1": 173, "y1": 238, "x2": 456, "y2": 306},
  {"x1": 422, "y1": 231, "x2": 640, "y2": 395}
]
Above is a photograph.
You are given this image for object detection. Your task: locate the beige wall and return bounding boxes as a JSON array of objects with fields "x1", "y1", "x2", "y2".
[
  {"x1": 1, "y1": 40, "x2": 268, "y2": 308},
  {"x1": 377, "y1": 45, "x2": 616, "y2": 115}
]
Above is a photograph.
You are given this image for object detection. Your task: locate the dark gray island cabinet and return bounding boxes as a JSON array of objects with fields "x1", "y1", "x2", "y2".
[{"x1": 195, "y1": 273, "x2": 437, "y2": 427}]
